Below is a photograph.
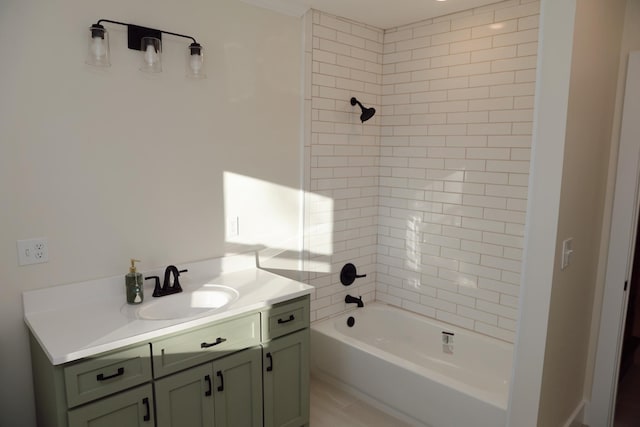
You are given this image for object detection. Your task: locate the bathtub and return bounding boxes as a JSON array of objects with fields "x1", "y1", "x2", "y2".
[{"x1": 310, "y1": 303, "x2": 513, "y2": 427}]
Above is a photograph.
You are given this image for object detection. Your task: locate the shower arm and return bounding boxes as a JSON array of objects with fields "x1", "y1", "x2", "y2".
[{"x1": 351, "y1": 98, "x2": 365, "y2": 110}]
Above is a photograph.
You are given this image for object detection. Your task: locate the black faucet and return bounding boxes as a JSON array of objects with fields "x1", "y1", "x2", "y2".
[
  {"x1": 145, "y1": 265, "x2": 188, "y2": 297},
  {"x1": 345, "y1": 294, "x2": 364, "y2": 308}
]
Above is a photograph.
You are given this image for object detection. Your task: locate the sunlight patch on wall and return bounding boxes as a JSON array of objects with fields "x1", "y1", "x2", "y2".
[
  {"x1": 303, "y1": 191, "x2": 335, "y2": 274},
  {"x1": 223, "y1": 171, "x2": 299, "y2": 251},
  {"x1": 224, "y1": 171, "x2": 333, "y2": 273}
]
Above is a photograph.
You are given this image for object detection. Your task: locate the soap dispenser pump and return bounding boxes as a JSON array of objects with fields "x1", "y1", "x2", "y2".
[{"x1": 125, "y1": 259, "x2": 144, "y2": 305}]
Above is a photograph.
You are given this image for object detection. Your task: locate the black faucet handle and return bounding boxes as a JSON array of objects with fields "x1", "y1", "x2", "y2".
[
  {"x1": 145, "y1": 276, "x2": 162, "y2": 297},
  {"x1": 340, "y1": 263, "x2": 367, "y2": 286},
  {"x1": 159, "y1": 265, "x2": 185, "y2": 295},
  {"x1": 174, "y1": 268, "x2": 187, "y2": 290}
]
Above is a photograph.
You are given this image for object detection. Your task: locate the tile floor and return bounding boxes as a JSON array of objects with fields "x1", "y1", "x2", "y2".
[
  {"x1": 310, "y1": 375, "x2": 416, "y2": 427},
  {"x1": 309, "y1": 375, "x2": 593, "y2": 427}
]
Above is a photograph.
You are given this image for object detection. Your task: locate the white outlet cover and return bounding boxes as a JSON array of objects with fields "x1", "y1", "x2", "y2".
[
  {"x1": 17, "y1": 238, "x2": 49, "y2": 266},
  {"x1": 561, "y1": 238, "x2": 573, "y2": 270},
  {"x1": 226, "y1": 216, "x2": 239, "y2": 238}
]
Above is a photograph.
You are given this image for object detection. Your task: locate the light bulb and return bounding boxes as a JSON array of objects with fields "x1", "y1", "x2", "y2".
[
  {"x1": 91, "y1": 37, "x2": 106, "y2": 60},
  {"x1": 139, "y1": 37, "x2": 161, "y2": 73},
  {"x1": 190, "y1": 54, "x2": 202, "y2": 74},
  {"x1": 144, "y1": 44, "x2": 158, "y2": 66}
]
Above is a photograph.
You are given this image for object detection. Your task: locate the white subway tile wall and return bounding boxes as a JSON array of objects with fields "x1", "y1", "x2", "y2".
[
  {"x1": 304, "y1": 10, "x2": 383, "y2": 322},
  {"x1": 305, "y1": 0, "x2": 539, "y2": 342}
]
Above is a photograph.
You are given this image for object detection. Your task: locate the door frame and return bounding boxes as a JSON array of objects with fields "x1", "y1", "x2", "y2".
[{"x1": 589, "y1": 50, "x2": 640, "y2": 427}]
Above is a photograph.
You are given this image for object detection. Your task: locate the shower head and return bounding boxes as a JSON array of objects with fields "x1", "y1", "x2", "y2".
[{"x1": 350, "y1": 97, "x2": 376, "y2": 123}]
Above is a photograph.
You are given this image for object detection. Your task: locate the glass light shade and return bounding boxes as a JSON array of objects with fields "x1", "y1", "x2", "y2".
[
  {"x1": 140, "y1": 37, "x2": 162, "y2": 73},
  {"x1": 187, "y1": 43, "x2": 206, "y2": 79},
  {"x1": 86, "y1": 24, "x2": 111, "y2": 67}
]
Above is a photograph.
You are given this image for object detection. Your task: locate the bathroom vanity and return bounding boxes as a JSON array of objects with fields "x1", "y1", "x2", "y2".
[{"x1": 24, "y1": 259, "x2": 313, "y2": 427}]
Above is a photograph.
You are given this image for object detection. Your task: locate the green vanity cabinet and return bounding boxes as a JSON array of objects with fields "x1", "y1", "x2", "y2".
[
  {"x1": 63, "y1": 345, "x2": 153, "y2": 408},
  {"x1": 30, "y1": 294, "x2": 310, "y2": 427},
  {"x1": 262, "y1": 329, "x2": 309, "y2": 427},
  {"x1": 29, "y1": 336, "x2": 154, "y2": 427},
  {"x1": 67, "y1": 384, "x2": 154, "y2": 427},
  {"x1": 261, "y1": 296, "x2": 310, "y2": 427},
  {"x1": 155, "y1": 363, "x2": 214, "y2": 427},
  {"x1": 151, "y1": 313, "x2": 261, "y2": 378},
  {"x1": 155, "y1": 347, "x2": 262, "y2": 427},
  {"x1": 213, "y1": 347, "x2": 263, "y2": 427}
]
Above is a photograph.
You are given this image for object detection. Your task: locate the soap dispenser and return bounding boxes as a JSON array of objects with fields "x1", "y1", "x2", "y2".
[{"x1": 125, "y1": 259, "x2": 144, "y2": 304}]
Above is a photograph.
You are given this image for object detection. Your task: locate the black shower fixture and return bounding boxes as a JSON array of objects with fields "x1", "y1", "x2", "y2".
[
  {"x1": 350, "y1": 97, "x2": 376, "y2": 123},
  {"x1": 340, "y1": 263, "x2": 367, "y2": 286}
]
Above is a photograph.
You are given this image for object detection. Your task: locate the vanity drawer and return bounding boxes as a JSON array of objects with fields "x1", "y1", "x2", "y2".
[
  {"x1": 152, "y1": 313, "x2": 260, "y2": 378},
  {"x1": 262, "y1": 295, "x2": 310, "y2": 340},
  {"x1": 64, "y1": 344, "x2": 152, "y2": 408}
]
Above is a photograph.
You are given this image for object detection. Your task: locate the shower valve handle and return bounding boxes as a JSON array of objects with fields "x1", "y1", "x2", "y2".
[{"x1": 340, "y1": 263, "x2": 366, "y2": 286}]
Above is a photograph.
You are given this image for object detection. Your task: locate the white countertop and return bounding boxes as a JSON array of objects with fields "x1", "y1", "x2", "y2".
[{"x1": 23, "y1": 256, "x2": 313, "y2": 365}]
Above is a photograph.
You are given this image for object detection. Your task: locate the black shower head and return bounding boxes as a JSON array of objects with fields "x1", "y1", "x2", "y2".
[{"x1": 350, "y1": 97, "x2": 376, "y2": 123}]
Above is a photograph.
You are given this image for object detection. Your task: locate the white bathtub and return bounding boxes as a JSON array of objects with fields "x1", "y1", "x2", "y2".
[{"x1": 310, "y1": 303, "x2": 513, "y2": 427}]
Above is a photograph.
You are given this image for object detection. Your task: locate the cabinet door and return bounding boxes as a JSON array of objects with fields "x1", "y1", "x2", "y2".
[
  {"x1": 263, "y1": 329, "x2": 310, "y2": 427},
  {"x1": 213, "y1": 347, "x2": 263, "y2": 427},
  {"x1": 67, "y1": 384, "x2": 154, "y2": 427},
  {"x1": 155, "y1": 363, "x2": 215, "y2": 427}
]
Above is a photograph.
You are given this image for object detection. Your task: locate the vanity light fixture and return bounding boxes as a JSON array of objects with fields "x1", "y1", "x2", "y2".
[
  {"x1": 86, "y1": 19, "x2": 206, "y2": 79},
  {"x1": 350, "y1": 97, "x2": 376, "y2": 123}
]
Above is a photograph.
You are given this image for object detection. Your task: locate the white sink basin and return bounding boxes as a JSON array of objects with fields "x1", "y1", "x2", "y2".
[{"x1": 136, "y1": 284, "x2": 239, "y2": 320}]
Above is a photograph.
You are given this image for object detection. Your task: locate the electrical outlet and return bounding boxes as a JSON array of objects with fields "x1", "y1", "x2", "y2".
[
  {"x1": 226, "y1": 216, "x2": 239, "y2": 238},
  {"x1": 561, "y1": 238, "x2": 573, "y2": 270},
  {"x1": 17, "y1": 238, "x2": 49, "y2": 266}
]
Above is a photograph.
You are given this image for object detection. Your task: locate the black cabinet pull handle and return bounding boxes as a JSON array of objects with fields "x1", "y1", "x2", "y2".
[
  {"x1": 142, "y1": 397, "x2": 151, "y2": 422},
  {"x1": 96, "y1": 367, "x2": 124, "y2": 381},
  {"x1": 201, "y1": 337, "x2": 227, "y2": 348},
  {"x1": 217, "y1": 370, "x2": 224, "y2": 392},
  {"x1": 266, "y1": 353, "x2": 273, "y2": 372},
  {"x1": 204, "y1": 374, "x2": 212, "y2": 396},
  {"x1": 277, "y1": 314, "x2": 295, "y2": 324}
]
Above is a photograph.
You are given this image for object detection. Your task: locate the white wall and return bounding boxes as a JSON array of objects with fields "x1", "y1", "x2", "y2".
[
  {"x1": 537, "y1": 0, "x2": 625, "y2": 423},
  {"x1": 304, "y1": 1, "x2": 541, "y2": 334},
  {"x1": 0, "y1": 1, "x2": 303, "y2": 425},
  {"x1": 305, "y1": 11, "x2": 382, "y2": 321},
  {"x1": 508, "y1": 0, "x2": 626, "y2": 425},
  {"x1": 507, "y1": 1, "x2": 576, "y2": 424},
  {"x1": 377, "y1": 0, "x2": 538, "y2": 342},
  {"x1": 586, "y1": 0, "x2": 640, "y2": 400}
]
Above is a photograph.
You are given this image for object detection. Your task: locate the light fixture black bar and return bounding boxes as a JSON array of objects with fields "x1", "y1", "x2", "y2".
[
  {"x1": 126, "y1": 24, "x2": 162, "y2": 51},
  {"x1": 97, "y1": 18, "x2": 129, "y2": 27},
  {"x1": 95, "y1": 18, "x2": 199, "y2": 49},
  {"x1": 158, "y1": 29, "x2": 197, "y2": 44}
]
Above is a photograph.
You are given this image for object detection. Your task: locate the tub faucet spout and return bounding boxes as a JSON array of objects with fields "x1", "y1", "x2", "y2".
[{"x1": 345, "y1": 294, "x2": 364, "y2": 308}]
